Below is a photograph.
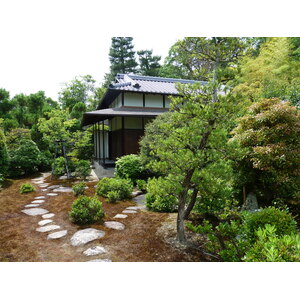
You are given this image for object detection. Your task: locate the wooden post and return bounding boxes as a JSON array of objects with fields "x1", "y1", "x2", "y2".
[{"x1": 102, "y1": 120, "x2": 105, "y2": 166}]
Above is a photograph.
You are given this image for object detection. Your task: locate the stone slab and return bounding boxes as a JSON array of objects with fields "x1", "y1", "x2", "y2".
[
  {"x1": 47, "y1": 230, "x2": 68, "y2": 240},
  {"x1": 38, "y1": 219, "x2": 53, "y2": 226},
  {"x1": 32, "y1": 200, "x2": 45, "y2": 204},
  {"x1": 36, "y1": 224, "x2": 60, "y2": 232},
  {"x1": 104, "y1": 221, "x2": 125, "y2": 230},
  {"x1": 125, "y1": 206, "x2": 142, "y2": 210},
  {"x1": 41, "y1": 189, "x2": 48, "y2": 192},
  {"x1": 38, "y1": 184, "x2": 49, "y2": 188},
  {"x1": 34, "y1": 196, "x2": 46, "y2": 200},
  {"x1": 83, "y1": 246, "x2": 107, "y2": 256},
  {"x1": 25, "y1": 204, "x2": 40, "y2": 208},
  {"x1": 88, "y1": 259, "x2": 112, "y2": 262},
  {"x1": 122, "y1": 210, "x2": 137, "y2": 214},
  {"x1": 47, "y1": 185, "x2": 61, "y2": 190},
  {"x1": 47, "y1": 193, "x2": 58, "y2": 196},
  {"x1": 32, "y1": 180, "x2": 44, "y2": 184},
  {"x1": 113, "y1": 214, "x2": 128, "y2": 219},
  {"x1": 132, "y1": 194, "x2": 146, "y2": 206},
  {"x1": 53, "y1": 187, "x2": 73, "y2": 193},
  {"x1": 70, "y1": 228, "x2": 105, "y2": 247},
  {"x1": 42, "y1": 213, "x2": 55, "y2": 219},
  {"x1": 22, "y1": 208, "x2": 49, "y2": 216}
]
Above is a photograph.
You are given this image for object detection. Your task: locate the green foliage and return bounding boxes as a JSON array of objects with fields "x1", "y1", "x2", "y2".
[
  {"x1": 107, "y1": 190, "x2": 122, "y2": 203},
  {"x1": 243, "y1": 207, "x2": 297, "y2": 242},
  {"x1": 146, "y1": 177, "x2": 178, "y2": 212},
  {"x1": 0, "y1": 128, "x2": 9, "y2": 177},
  {"x1": 69, "y1": 196, "x2": 104, "y2": 225},
  {"x1": 8, "y1": 139, "x2": 41, "y2": 177},
  {"x1": 137, "y1": 50, "x2": 161, "y2": 76},
  {"x1": 231, "y1": 98, "x2": 300, "y2": 206},
  {"x1": 115, "y1": 154, "x2": 146, "y2": 184},
  {"x1": 244, "y1": 225, "x2": 300, "y2": 262},
  {"x1": 20, "y1": 183, "x2": 36, "y2": 194},
  {"x1": 53, "y1": 157, "x2": 67, "y2": 176},
  {"x1": 74, "y1": 160, "x2": 91, "y2": 180},
  {"x1": 95, "y1": 177, "x2": 133, "y2": 200},
  {"x1": 0, "y1": 173, "x2": 5, "y2": 187},
  {"x1": 136, "y1": 179, "x2": 147, "y2": 192},
  {"x1": 69, "y1": 130, "x2": 93, "y2": 160},
  {"x1": 72, "y1": 182, "x2": 87, "y2": 196}
]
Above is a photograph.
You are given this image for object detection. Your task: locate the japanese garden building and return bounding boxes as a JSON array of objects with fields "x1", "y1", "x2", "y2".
[{"x1": 82, "y1": 73, "x2": 197, "y2": 169}]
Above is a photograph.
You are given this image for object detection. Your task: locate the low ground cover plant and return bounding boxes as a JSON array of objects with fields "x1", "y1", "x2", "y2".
[
  {"x1": 96, "y1": 177, "x2": 133, "y2": 200},
  {"x1": 72, "y1": 182, "x2": 86, "y2": 196},
  {"x1": 20, "y1": 183, "x2": 36, "y2": 194},
  {"x1": 69, "y1": 195, "x2": 104, "y2": 225}
]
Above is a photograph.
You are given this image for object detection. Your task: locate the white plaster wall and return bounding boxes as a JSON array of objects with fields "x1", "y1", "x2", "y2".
[
  {"x1": 145, "y1": 94, "x2": 163, "y2": 108},
  {"x1": 124, "y1": 92, "x2": 143, "y2": 107}
]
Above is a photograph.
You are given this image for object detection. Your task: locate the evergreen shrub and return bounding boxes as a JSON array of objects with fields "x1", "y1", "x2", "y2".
[
  {"x1": 69, "y1": 196, "x2": 104, "y2": 225},
  {"x1": 72, "y1": 182, "x2": 86, "y2": 196},
  {"x1": 20, "y1": 183, "x2": 36, "y2": 194}
]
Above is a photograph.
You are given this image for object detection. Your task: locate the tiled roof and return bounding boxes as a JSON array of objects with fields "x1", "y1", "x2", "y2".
[
  {"x1": 110, "y1": 73, "x2": 202, "y2": 95},
  {"x1": 82, "y1": 107, "x2": 167, "y2": 126}
]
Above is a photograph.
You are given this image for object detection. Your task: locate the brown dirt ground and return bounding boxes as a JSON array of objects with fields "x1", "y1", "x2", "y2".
[{"x1": 0, "y1": 175, "x2": 210, "y2": 262}]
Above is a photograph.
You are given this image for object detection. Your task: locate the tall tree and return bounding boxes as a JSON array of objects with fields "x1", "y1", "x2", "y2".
[
  {"x1": 108, "y1": 37, "x2": 138, "y2": 77},
  {"x1": 140, "y1": 38, "x2": 248, "y2": 244},
  {"x1": 137, "y1": 50, "x2": 161, "y2": 76}
]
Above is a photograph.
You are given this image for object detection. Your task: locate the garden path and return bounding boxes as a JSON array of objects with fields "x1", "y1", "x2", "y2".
[{"x1": 20, "y1": 173, "x2": 145, "y2": 262}]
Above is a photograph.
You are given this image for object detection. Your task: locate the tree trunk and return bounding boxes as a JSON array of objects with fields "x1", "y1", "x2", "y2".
[
  {"x1": 177, "y1": 169, "x2": 195, "y2": 244},
  {"x1": 184, "y1": 187, "x2": 198, "y2": 220}
]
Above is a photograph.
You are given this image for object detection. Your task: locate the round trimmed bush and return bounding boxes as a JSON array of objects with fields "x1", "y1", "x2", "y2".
[
  {"x1": 96, "y1": 177, "x2": 133, "y2": 200},
  {"x1": 72, "y1": 182, "x2": 86, "y2": 196},
  {"x1": 69, "y1": 196, "x2": 104, "y2": 225},
  {"x1": 243, "y1": 207, "x2": 297, "y2": 242}
]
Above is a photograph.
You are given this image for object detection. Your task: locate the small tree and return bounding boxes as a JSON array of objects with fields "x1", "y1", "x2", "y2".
[
  {"x1": 230, "y1": 98, "x2": 300, "y2": 207},
  {"x1": 0, "y1": 127, "x2": 9, "y2": 177}
]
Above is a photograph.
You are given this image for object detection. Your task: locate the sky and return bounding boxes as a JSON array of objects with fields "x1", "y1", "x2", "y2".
[{"x1": 0, "y1": 1, "x2": 184, "y2": 101}]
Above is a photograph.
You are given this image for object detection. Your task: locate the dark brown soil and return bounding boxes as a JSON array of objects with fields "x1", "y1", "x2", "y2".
[{"x1": 0, "y1": 175, "x2": 209, "y2": 262}]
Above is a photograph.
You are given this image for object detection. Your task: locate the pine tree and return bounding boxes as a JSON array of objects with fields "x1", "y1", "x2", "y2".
[
  {"x1": 137, "y1": 50, "x2": 161, "y2": 76},
  {"x1": 109, "y1": 37, "x2": 138, "y2": 76}
]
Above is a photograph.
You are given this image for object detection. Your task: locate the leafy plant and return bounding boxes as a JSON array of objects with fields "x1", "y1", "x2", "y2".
[
  {"x1": 72, "y1": 182, "x2": 86, "y2": 196},
  {"x1": 244, "y1": 225, "x2": 300, "y2": 262},
  {"x1": 69, "y1": 195, "x2": 104, "y2": 225},
  {"x1": 115, "y1": 154, "x2": 146, "y2": 184},
  {"x1": 243, "y1": 207, "x2": 297, "y2": 242},
  {"x1": 96, "y1": 177, "x2": 133, "y2": 200},
  {"x1": 20, "y1": 183, "x2": 36, "y2": 194},
  {"x1": 146, "y1": 177, "x2": 178, "y2": 212},
  {"x1": 52, "y1": 156, "x2": 67, "y2": 176},
  {"x1": 74, "y1": 159, "x2": 91, "y2": 180},
  {"x1": 107, "y1": 190, "x2": 122, "y2": 203},
  {"x1": 136, "y1": 179, "x2": 147, "y2": 192}
]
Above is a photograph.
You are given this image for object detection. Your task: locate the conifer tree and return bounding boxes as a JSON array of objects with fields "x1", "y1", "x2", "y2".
[{"x1": 137, "y1": 50, "x2": 161, "y2": 76}]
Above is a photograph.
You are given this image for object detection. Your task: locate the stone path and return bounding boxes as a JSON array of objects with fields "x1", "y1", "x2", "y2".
[{"x1": 21, "y1": 173, "x2": 146, "y2": 262}]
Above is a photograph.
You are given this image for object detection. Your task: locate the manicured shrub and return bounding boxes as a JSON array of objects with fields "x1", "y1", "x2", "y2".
[
  {"x1": 52, "y1": 156, "x2": 66, "y2": 176},
  {"x1": 244, "y1": 225, "x2": 300, "y2": 262},
  {"x1": 95, "y1": 177, "x2": 133, "y2": 200},
  {"x1": 107, "y1": 190, "x2": 122, "y2": 203},
  {"x1": 69, "y1": 195, "x2": 104, "y2": 225},
  {"x1": 0, "y1": 173, "x2": 5, "y2": 188},
  {"x1": 74, "y1": 159, "x2": 91, "y2": 180},
  {"x1": 115, "y1": 154, "x2": 146, "y2": 184},
  {"x1": 72, "y1": 182, "x2": 86, "y2": 196},
  {"x1": 243, "y1": 207, "x2": 297, "y2": 242},
  {"x1": 136, "y1": 179, "x2": 147, "y2": 192},
  {"x1": 20, "y1": 183, "x2": 36, "y2": 194},
  {"x1": 146, "y1": 177, "x2": 178, "y2": 212},
  {"x1": 0, "y1": 129, "x2": 9, "y2": 177}
]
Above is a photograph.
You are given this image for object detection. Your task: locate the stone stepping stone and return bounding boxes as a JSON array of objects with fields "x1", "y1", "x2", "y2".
[
  {"x1": 83, "y1": 246, "x2": 107, "y2": 256},
  {"x1": 58, "y1": 175, "x2": 68, "y2": 180},
  {"x1": 41, "y1": 189, "x2": 48, "y2": 192},
  {"x1": 25, "y1": 204, "x2": 40, "y2": 208},
  {"x1": 39, "y1": 184, "x2": 49, "y2": 188},
  {"x1": 125, "y1": 206, "x2": 142, "y2": 210},
  {"x1": 48, "y1": 230, "x2": 68, "y2": 240},
  {"x1": 42, "y1": 213, "x2": 55, "y2": 219},
  {"x1": 22, "y1": 208, "x2": 49, "y2": 216},
  {"x1": 34, "y1": 196, "x2": 46, "y2": 200},
  {"x1": 104, "y1": 221, "x2": 125, "y2": 230},
  {"x1": 32, "y1": 200, "x2": 44, "y2": 204},
  {"x1": 47, "y1": 193, "x2": 58, "y2": 196},
  {"x1": 70, "y1": 228, "x2": 105, "y2": 247},
  {"x1": 131, "y1": 190, "x2": 142, "y2": 197},
  {"x1": 122, "y1": 209, "x2": 137, "y2": 214},
  {"x1": 33, "y1": 180, "x2": 44, "y2": 184},
  {"x1": 113, "y1": 214, "x2": 128, "y2": 219},
  {"x1": 36, "y1": 224, "x2": 60, "y2": 232},
  {"x1": 48, "y1": 185, "x2": 61, "y2": 190},
  {"x1": 88, "y1": 259, "x2": 112, "y2": 262},
  {"x1": 32, "y1": 176, "x2": 45, "y2": 181},
  {"x1": 53, "y1": 187, "x2": 73, "y2": 193},
  {"x1": 38, "y1": 219, "x2": 53, "y2": 226}
]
